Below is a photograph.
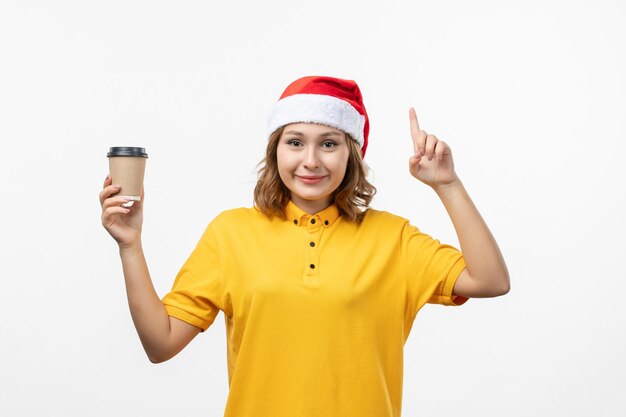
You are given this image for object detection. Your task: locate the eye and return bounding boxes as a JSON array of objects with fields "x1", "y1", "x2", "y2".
[
  {"x1": 286, "y1": 139, "x2": 302, "y2": 147},
  {"x1": 322, "y1": 141, "x2": 337, "y2": 149}
]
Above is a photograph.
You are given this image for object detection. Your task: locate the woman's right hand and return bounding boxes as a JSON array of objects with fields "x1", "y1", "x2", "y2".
[{"x1": 100, "y1": 174, "x2": 144, "y2": 249}]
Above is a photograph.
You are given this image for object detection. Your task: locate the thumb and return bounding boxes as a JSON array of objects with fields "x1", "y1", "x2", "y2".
[
  {"x1": 410, "y1": 153, "x2": 422, "y2": 166},
  {"x1": 409, "y1": 155, "x2": 420, "y2": 173}
]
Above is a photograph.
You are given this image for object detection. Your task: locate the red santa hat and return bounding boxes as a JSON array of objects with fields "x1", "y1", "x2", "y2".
[{"x1": 266, "y1": 75, "x2": 370, "y2": 158}]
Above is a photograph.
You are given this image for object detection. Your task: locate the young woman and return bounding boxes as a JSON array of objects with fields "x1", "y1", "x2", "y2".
[{"x1": 99, "y1": 75, "x2": 510, "y2": 417}]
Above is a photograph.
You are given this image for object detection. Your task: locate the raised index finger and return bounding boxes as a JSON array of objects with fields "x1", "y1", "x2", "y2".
[
  {"x1": 410, "y1": 107, "x2": 420, "y2": 131},
  {"x1": 409, "y1": 107, "x2": 421, "y2": 154}
]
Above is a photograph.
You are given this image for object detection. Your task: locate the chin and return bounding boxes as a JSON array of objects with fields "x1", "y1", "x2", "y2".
[
  {"x1": 297, "y1": 192, "x2": 327, "y2": 201},
  {"x1": 292, "y1": 188, "x2": 328, "y2": 199}
]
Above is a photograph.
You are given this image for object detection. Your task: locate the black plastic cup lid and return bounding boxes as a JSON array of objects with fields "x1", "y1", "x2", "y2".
[{"x1": 107, "y1": 147, "x2": 148, "y2": 158}]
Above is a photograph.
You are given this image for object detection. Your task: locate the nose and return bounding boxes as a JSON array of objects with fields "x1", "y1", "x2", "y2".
[{"x1": 303, "y1": 146, "x2": 320, "y2": 169}]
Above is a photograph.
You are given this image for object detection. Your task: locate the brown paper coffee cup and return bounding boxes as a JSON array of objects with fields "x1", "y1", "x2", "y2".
[{"x1": 107, "y1": 147, "x2": 148, "y2": 207}]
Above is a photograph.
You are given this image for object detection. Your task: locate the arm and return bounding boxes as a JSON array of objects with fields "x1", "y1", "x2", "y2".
[
  {"x1": 119, "y1": 242, "x2": 201, "y2": 363},
  {"x1": 100, "y1": 175, "x2": 200, "y2": 362},
  {"x1": 434, "y1": 180, "x2": 510, "y2": 298},
  {"x1": 407, "y1": 107, "x2": 510, "y2": 298}
]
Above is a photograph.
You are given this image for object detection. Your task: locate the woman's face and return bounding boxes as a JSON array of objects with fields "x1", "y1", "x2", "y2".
[{"x1": 277, "y1": 122, "x2": 350, "y2": 214}]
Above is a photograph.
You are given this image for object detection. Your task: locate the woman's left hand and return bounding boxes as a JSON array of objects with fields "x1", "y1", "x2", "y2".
[{"x1": 408, "y1": 107, "x2": 460, "y2": 191}]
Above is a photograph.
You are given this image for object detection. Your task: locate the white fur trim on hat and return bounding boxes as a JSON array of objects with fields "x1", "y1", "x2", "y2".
[{"x1": 267, "y1": 93, "x2": 366, "y2": 147}]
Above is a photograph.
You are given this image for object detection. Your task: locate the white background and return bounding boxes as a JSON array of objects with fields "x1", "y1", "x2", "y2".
[{"x1": 1, "y1": 0, "x2": 624, "y2": 416}]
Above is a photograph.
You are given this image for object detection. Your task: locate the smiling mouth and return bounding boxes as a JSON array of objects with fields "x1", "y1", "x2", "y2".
[{"x1": 298, "y1": 176, "x2": 326, "y2": 183}]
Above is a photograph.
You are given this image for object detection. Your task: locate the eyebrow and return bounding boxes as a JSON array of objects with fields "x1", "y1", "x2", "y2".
[{"x1": 283, "y1": 130, "x2": 342, "y2": 137}]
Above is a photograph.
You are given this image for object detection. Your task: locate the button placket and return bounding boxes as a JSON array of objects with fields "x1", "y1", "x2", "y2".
[{"x1": 303, "y1": 215, "x2": 322, "y2": 284}]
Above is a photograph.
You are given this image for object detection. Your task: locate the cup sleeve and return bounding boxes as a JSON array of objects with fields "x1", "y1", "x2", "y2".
[
  {"x1": 402, "y1": 221, "x2": 469, "y2": 318},
  {"x1": 161, "y1": 221, "x2": 224, "y2": 332}
]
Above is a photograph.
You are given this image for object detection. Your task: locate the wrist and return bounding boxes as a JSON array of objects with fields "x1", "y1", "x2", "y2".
[
  {"x1": 119, "y1": 241, "x2": 143, "y2": 255},
  {"x1": 434, "y1": 179, "x2": 464, "y2": 198}
]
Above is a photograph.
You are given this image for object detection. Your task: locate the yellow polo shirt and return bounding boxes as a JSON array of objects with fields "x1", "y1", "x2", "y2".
[{"x1": 162, "y1": 200, "x2": 468, "y2": 417}]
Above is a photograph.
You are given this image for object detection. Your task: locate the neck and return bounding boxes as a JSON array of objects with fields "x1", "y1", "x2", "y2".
[{"x1": 291, "y1": 197, "x2": 333, "y2": 215}]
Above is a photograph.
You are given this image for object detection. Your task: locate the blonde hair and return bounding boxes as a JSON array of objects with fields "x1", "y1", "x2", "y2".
[{"x1": 253, "y1": 125, "x2": 377, "y2": 224}]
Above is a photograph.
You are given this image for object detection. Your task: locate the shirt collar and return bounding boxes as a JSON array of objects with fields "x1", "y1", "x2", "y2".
[{"x1": 285, "y1": 200, "x2": 340, "y2": 227}]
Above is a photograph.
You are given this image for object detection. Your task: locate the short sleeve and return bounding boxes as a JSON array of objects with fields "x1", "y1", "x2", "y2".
[
  {"x1": 161, "y1": 221, "x2": 223, "y2": 332},
  {"x1": 402, "y1": 221, "x2": 469, "y2": 318}
]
